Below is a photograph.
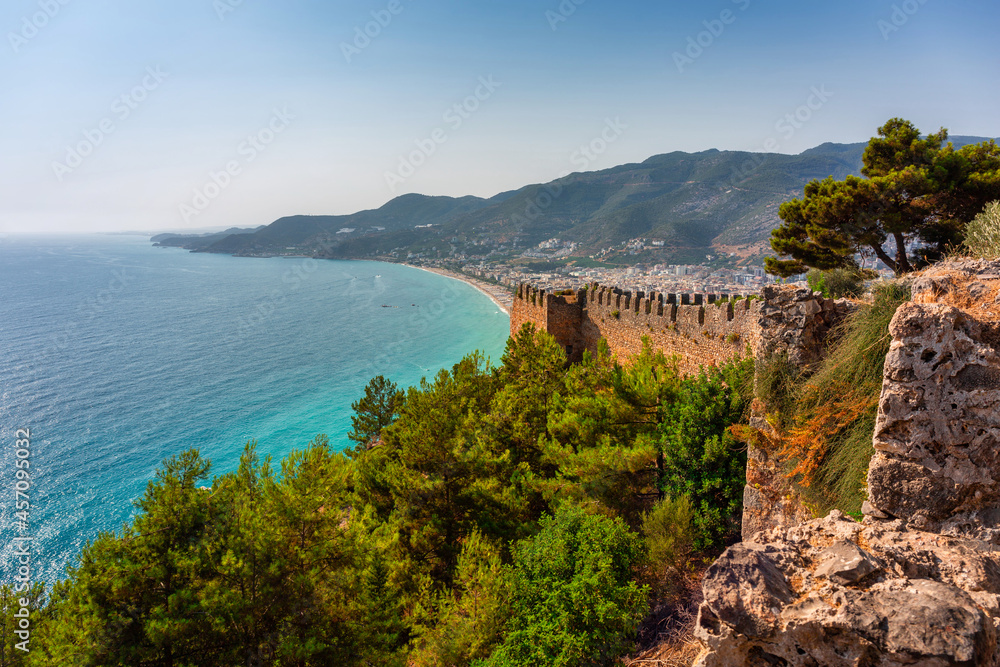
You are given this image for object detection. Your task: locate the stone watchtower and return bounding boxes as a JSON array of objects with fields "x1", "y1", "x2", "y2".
[{"x1": 509, "y1": 285, "x2": 587, "y2": 362}]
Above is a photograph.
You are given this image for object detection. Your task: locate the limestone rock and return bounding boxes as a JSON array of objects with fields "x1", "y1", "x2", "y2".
[
  {"x1": 813, "y1": 539, "x2": 879, "y2": 585},
  {"x1": 694, "y1": 512, "x2": 1000, "y2": 666},
  {"x1": 699, "y1": 261, "x2": 1000, "y2": 665},
  {"x1": 867, "y1": 300, "x2": 1000, "y2": 539}
]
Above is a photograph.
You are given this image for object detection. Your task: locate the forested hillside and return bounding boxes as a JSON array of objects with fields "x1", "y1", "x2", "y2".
[
  {"x1": 154, "y1": 137, "x2": 995, "y2": 265},
  {"x1": 2, "y1": 329, "x2": 753, "y2": 666}
]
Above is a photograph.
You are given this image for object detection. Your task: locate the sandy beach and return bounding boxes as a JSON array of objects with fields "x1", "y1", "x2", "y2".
[{"x1": 405, "y1": 264, "x2": 513, "y2": 315}]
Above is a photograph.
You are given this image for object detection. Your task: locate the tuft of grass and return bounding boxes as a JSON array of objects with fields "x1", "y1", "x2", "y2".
[
  {"x1": 754, "y1": 353, "x2": 799, "y2": 431},
  {"x1": 964, "y1": 200, "x2": 1000, "y2": 259},
  {"x1": 782, "y1": 281, "x2": 911, "y2": 515}
]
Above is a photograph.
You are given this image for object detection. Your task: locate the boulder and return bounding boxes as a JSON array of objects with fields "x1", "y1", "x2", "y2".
[{"x1": 694, "y1": 512, "x2": 1000, "y2": 666}]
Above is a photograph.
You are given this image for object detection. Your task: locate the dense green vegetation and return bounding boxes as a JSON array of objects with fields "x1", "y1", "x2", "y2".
[
  {"x1": 2, "y1": 328, "x2": 753, "y2": 666},
  {"x1": 768, "y1": 119, "x2": 1000, "y2": 277}
]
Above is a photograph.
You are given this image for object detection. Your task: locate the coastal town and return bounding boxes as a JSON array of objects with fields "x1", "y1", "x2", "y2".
[
  {"x1": 398, "y1": 233, "x2": 901, "y2": 313},
  {"x1": 411, "y1": 258, "x2": 775, "y2": 315},
  {"x1": 403, "y1": 236, "x2": 779, "y2": 314}
]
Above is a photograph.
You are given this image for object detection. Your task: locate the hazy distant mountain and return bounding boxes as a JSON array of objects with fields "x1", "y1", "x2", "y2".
[
  {"x1": 152, "y1": 227, "x2": 266, "y2": 250},
  {"x1": 155, "y1": 137, "x2": 997, "y2": 265}
]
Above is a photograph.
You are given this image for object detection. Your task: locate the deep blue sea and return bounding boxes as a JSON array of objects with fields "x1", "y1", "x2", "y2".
[{"x1": 0, "y1": 235, "x2": 509, "y2": 584}]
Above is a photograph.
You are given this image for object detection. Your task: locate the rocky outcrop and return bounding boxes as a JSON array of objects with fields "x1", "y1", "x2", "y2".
[
  {"x1": 695, "y1": 511, "x2": 1000, "y2": 666},
  {"x1": 697, "y1": 260, "x2": 1000, "y2": 666},
  {"x1": 742, "y1": 287, "x2": 854, "y2": 541},
  {"x1": 866, "y1": 261, "x2": 1000, "y2": 542}
]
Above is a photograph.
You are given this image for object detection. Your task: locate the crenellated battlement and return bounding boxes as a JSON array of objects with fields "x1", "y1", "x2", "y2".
[{"x1": 511, "y1": 282, "x2": 762, "y2": 374}]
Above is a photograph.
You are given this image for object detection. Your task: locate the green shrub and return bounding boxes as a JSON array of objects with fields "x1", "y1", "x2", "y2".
[
  {"x1": 806, "y1": 268, "x2": 866, "y2": 299},
  {"x1": 480, "y1": 505, "x2": 648, "y2": 667},
  {"x1": 658, "y1": 358, "x2": 754, "y2": 550},
  {"x1": 611, "y1": 310, "x2": 620, "y2": 319},
  {"x1": 964, "y1": 200, "x2": 1000, "y2": 258},
  {"x1": 642, "y1": 495, "x2": 696, "y2": 573}
]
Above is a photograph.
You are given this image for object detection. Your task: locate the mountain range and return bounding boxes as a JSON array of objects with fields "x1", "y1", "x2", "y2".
[{"x1": 152, "y1": 136, "x2": 996, "y2": 267}]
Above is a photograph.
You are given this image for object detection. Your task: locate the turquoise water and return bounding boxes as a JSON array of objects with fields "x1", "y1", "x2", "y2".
[{"x1": 0, "y1": 235, "x2": 509, "y2": 584}]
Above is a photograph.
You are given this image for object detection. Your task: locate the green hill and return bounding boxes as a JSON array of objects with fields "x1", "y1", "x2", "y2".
[{"x1": 156, "y1": 137, "x2": 996, "y2": 265}]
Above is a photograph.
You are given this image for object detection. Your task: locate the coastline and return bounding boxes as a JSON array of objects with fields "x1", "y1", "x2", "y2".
[{"x1": 403, "y1": 264, "x2": 512, "y2": 315}]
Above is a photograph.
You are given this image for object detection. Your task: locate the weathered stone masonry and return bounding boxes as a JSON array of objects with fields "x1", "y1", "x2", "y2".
[{"x1": 511, "y1": 283, "x2": 759, "y2": 375}]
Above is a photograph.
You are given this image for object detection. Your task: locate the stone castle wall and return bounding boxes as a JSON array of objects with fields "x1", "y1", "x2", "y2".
[
  {"x1": 512, "y1": 283, "x2": 760, "y2": 374},
  {"x1": 513, "y1": 282, "x2": 852, "y2": 546},
  {"x1": 510, "y1": 285, "x2": 586, "y2": 361}
]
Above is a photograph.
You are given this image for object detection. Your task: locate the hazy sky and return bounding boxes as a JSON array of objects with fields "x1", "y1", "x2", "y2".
[{"x1": 1, "y1": 0, "x2": 997, "y2": 234}]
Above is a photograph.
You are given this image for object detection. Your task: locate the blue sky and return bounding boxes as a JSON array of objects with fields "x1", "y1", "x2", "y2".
[{"x1": 1, "y1": 0, "x2": 996, "y2": 233}]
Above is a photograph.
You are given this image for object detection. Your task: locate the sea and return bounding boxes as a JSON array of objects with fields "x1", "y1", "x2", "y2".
[{"x1": 0, "y1": 235, "x2": 510, "y2": 585}]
